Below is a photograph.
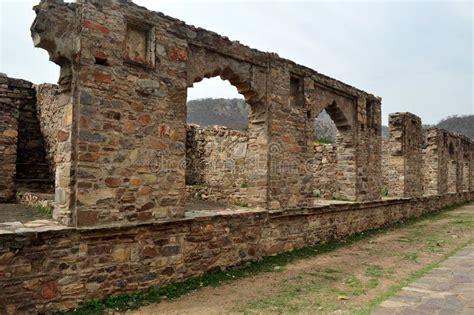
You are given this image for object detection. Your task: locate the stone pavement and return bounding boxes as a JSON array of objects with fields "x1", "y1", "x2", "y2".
[
  {"x1": 0, "y1": 203, "x2": 49, "y2": 223},
  {"x1": 0, "y1": 203, "x2": 66, "y2": 234},
  {"x1": 373, "y1": 243, "x2": 474, "y2": 315}
]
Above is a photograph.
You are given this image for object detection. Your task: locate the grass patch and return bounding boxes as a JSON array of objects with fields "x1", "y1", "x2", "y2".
[
  {"x1": 365, "y1": 265, "x2": 383, "y2": 278},
  {"x1": 345, "y1": 274, "x2": 366, "y2": 295},
  {"x1": 306, "y1": 268, "x2": 342, "y2": 281},
  {"x1": 314, "y1": 136, "x2": 334, "y2": 144},
  {"x1": 401, "y1": 252, "x2": 419, "y2": 263},
  {"x1": 61, "y1": 201, "x2": 472, "y2": 314},
  {"x1": 32, "y1": 203, "x2": 52, "y2": 217}
]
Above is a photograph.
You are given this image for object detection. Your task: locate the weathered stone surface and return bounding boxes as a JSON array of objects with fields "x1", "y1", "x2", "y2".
[
  {"x1": 0, "y1": 75, "x2": 54, "y2": 201},
  {"x1": 186, "y1": 125, "x2": 249, "y2": 205},
  {"x1": 382, "y1": 113, "x2": 423, "y2": 197},
  {"x1": 28, "y1": 0, "x2": 385, "y2": 227},
  {"x1": 0, "y1": 2, "x2": 471, "y2": 313},
  {"x1": 422, "y1": 128, "x2": 472, "y2": 195},
  {"x1": 312, "y1": 143, "x2": 338, "y2": 198}
]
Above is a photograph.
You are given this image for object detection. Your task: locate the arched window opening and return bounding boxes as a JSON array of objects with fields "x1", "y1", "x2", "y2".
[
  {"x1": 185, "y1": 77, "x2": 252, "y2": 211},
  {"x1": 312, "y1": 104, "x2": 354, "y2": 202},
  {"x1": 313, "y1": 110, "x2": 337, "y2": 144},
  {"x1": 312, "y1": 110, "x2": 337, "y2": 200}
]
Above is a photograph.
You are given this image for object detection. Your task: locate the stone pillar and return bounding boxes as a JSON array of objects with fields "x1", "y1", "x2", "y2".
[
  {"x1": 383, "y1": 112, "x2": 423, "y2": 198},
  {"x1": 357, "y1": 98, "x2": 383, "y2": 201},
  {"x1": 460, "y1": 137, "x2": 471, "y2": 192},
  {"x1": 446, "y1": 136, "x2": 462, "y2": 193}
]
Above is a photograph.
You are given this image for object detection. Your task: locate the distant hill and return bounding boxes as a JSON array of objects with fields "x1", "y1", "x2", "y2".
[
  {"x1": 436, "y1": 115, "x2": 474, "y2": 139},
  {"x1": 187, "y1": 98, "x2": 337, "y2": 142},
  {"x1": 187, "y1": 98, "x2": 473, "y2": 141},
  {"x1": 187, "y1": 98, "x2": 249, "y2": 131}
]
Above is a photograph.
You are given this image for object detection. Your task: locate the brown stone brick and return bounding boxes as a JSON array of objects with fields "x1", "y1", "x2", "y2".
[
  {"x1": 105, "y1": 177, "x2": 122, "y2": 188},
  {"x1": 76, "y1": 210, "x2": 98, "y2": 226},
  {"x1": 169, "y1": 47, "x2": 187, "y2": 61},
  {"x1": 137, "y1": 114, "x2": 152, "y2": 125},
  {"x1": 82, "y1": 20, "x2": 110, "y2": 34},
  {"x1": 92, "y1": 71, "x2": 112, "y2": 84},
  {"x1": 56, "y1": 130, "x2": 69, "y2": 142},
  {"x1": 40, "y1": 282, "x2": 58, "y2": 300}
]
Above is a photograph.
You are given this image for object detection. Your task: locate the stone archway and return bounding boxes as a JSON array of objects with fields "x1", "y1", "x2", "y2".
[
  {"x1": 185, "y1": 48, "x2": 269, "y2": 208},
  {"x1": 312, "y1": 99, "x2": 356, "y2": 200}
]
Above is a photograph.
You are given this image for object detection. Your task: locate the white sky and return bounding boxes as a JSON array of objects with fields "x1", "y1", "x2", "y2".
[{"x1": 0, "y1": 0, "x2": 472, "y2": 125}]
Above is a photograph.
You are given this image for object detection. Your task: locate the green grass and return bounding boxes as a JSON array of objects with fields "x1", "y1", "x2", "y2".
[
  {"x1": 345, "y1": 274, "x2": 366, "y2": 295},
  {"x1": 314, "y1": 137, "x2": 334, "y2": 144},
  {"x1": 401, "y1": 252, "x2": 419, "y2": 262},
  {"x1": 61, "y1": 201, "x2": 472, "y2": 314},
  {"x1": 306, "y1": 268, "x2": 342, "y2": 281},
  {"x1": 381, "y1": 186, "x2": 389, "y2": 197},
  {"x1": 33, "y1": 203, "x2": 53, "y2": 217},
  {"x1": 365, "y1": 265, "x2": 383, "y2": 278}
]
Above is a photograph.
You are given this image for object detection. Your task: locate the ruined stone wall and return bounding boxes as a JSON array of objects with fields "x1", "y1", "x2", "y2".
[
  {"x1": 0, "y1": 74, "x2": 54, "y2": 200},
  {"x1": 31, "y1": 0, "x2": 381, "y2": 227},
  {"x1": 460, "y1": 137, "x2": 472, "y2": 192},
  {"x1": 312, "y1": 143, "x2": 338, "y2": 198},
  {"x1": 35, "y1": 83, "x2": 64, "y2": 176},
  {"x1": 0, "y1": 191, "x2": 472, "y2": 314},
  {"x1": 381, "y1": 141, "x2": 390, "y2": 195},
  {"x1": 422, "y1": 128, "x2": 473, "y2": 195},
  {"x1": 15, "y1": 84, "x2": 54, "y2": 193},
  {"x1": 186, "y1": 124, "x2": 249, "y2": 205},
  {"x1": 356, "y1": 99, "x2": 383, "y2": 201},
  {"x1": 447, "y1": 137, "x2": 460, "y2": 193},
  {"x1": 423, "y1": 128, "x2": 442, "y2": 195},
  {"x1": 382, "y1": 113, "x2": 423, "y2": 198},
  {"x1": 0, "y1": 74, "x2": 21, "y2": 201}
]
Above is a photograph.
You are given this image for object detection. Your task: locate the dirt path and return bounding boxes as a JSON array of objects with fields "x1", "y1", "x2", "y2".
[{"x1": 127, "y1": 203, "x2": 474, "y2": 315}]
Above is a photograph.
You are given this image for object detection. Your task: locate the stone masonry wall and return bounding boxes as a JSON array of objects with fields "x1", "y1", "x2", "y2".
[
  {"x1": 0, "y1": 74, "x2": 21, "y2": 201},
  {"x1": 15, "y1": 82, "x2": 54, "y2": 193},
  {"x1": 31, "y1": 0, "x2": 383, "y2": 227},
  {"x1": 0, "y1": 74, "x2": 54, "y2": 200},
  {"x1": 35, "y1": 83, "x2": 65, "y2": 177},
  {"x1": 423, "y1": 128, "x2": 442, "y2": 195},
  {"x1": 382, "y1": 113, "x2": 423, "y2": 198},
  {"x1": 461, "y1": 136, "x2": 472, "y2": 192},
  {"x1": 422, "y1": 128, "x2": 472, "y2": 195},
  {"x1": 186, "y1": 124, "x2": 249, "y2": 205},
  {"x1": 312, "y1": 143, "x2": 338, "y2": 198},
  {"x1": 0, "y1": 191, "x2": 472, "y2": 314}
]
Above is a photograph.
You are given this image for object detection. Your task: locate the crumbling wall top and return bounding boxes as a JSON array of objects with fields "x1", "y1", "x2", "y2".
[{"x1": 32, "y1": 0, "x2": 380, "y2": 101}]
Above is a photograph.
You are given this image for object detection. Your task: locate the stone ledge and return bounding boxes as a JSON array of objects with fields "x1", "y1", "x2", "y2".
[{"x1": 0, "y1": 192, "x2": 471, "y2": 238}]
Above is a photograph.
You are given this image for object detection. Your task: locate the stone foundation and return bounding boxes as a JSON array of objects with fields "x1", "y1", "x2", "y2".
[{"x1": 0, "y1": 192, "x2": 472, "y2": 313}]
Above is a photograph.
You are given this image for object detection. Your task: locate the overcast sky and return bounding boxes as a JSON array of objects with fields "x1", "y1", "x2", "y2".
[{"x1": 0, "y1": 0, "x2": 472, "y2": 125}]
